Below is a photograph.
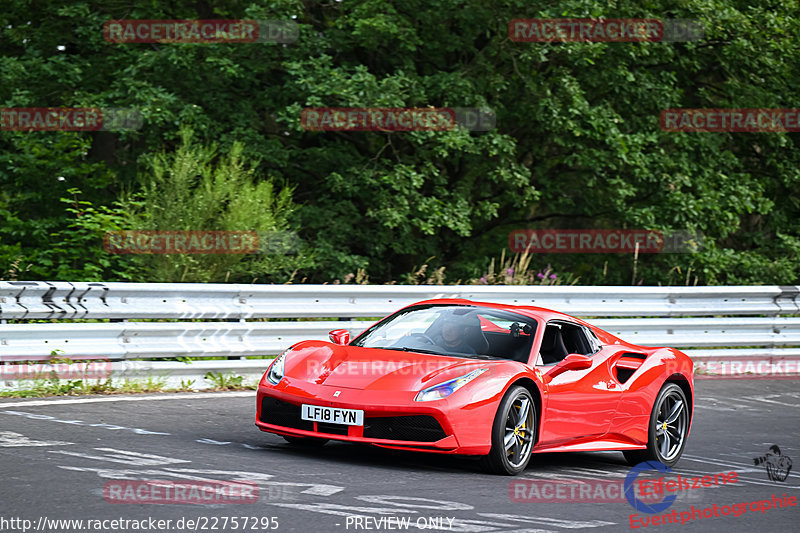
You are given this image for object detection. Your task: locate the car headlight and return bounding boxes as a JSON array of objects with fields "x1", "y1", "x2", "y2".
[
  {"x1": 266, "y1": 350, "x2": 288, "y2": 385},
  {"x1": 414, "y1": 368, "x2": 487, "y2": 402}
]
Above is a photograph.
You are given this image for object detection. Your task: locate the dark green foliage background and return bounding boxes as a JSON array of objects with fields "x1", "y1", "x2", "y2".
[{"x1": 1, "y1": 0, "x2": 798, "y2": 284}]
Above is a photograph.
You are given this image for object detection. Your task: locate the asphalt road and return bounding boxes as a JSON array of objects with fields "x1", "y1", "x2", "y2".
[{"x1": 1, "y1": 380, "x2": 798, "y2": 533}]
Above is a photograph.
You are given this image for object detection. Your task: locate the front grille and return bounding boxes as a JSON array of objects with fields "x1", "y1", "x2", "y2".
[
  {"x1": 316, "y1": 422, "x2": 350, "y2": 435},
  {"x1": 363, "y1": 415, "x2": 447, "y2": 442},
  {"x1": 260, "y1": 397, "x2": 313, "y2": 431}
]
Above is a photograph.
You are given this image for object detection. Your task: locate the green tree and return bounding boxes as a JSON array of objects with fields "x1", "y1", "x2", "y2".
[
  {"x1": 123, "y1": 128, "x2": 311, "y2": 282},
  {"x1": 0, "y1": 0, "x2": 797, "y2": 284}
]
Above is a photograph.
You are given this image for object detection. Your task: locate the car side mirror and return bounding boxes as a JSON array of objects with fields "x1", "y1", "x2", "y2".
[
  {"x1": 543, "y1": 353, "x2": 592, "y2": 381},
  {"x1": 329, "y1": 329, "x2": 350, "y2": 345}
]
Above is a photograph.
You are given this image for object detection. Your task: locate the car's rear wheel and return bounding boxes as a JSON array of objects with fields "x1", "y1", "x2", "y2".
[
  {"x1": 481, "y1": 385, "x2": 536, "y2": 475},
  {"x1": 282, "y1": 435, "x2": 329, "y2": 446},
  {"x1": 624, "y1": 382, "x2": 689, "y2": 467}
]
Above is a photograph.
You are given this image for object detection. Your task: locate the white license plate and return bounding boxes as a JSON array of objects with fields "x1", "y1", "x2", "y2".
[{"x1": 301, "y1": 404, "x2": 364, "y2": 426}]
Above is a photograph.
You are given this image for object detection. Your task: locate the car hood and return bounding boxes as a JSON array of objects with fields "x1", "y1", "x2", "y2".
[{"x1": 282, "y1": 340, "x2": 494, "y2": 391}]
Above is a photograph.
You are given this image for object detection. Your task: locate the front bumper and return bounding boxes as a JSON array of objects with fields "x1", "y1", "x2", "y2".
[{"x1": 255, "y1": 379, "x2": 494, "y2": 455}]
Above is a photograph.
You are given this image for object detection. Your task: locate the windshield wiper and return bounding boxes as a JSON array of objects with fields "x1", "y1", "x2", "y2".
[
  {"x1": 367, "y1": 346, "x2": 502, "y2": 359},
  {"x1": 368, "y1": 346, "x2": 448, "y2": 356}
]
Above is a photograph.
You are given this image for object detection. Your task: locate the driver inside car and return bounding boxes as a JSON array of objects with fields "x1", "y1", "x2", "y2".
[
  {"x1": 435, "y1": 316, "x2": 477, "y2": 355},
  {"x1": 394, "y1": 313, "x2": 478, "y2": 355}
]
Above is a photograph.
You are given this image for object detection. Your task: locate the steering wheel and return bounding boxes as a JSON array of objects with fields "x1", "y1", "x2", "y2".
[{"x1": 409, "y1": 333, "x2": 436, "y2": 345}]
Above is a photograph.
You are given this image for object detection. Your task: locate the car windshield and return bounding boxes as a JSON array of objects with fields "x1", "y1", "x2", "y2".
[{"x1": 351, "y1": 305, "x2": 538, "y2": 362}]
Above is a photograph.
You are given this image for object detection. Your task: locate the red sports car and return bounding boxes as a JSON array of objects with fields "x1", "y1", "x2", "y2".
[{"x1": 255, "y1": 299, "x2": 694, "y2": 475}]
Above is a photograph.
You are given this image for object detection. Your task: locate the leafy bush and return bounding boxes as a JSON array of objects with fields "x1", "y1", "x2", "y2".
[{"x1": 121, "y1": 128, "x2": 313, "y2": 282}]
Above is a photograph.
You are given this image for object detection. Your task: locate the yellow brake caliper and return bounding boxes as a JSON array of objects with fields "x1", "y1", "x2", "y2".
[{"x1": 511, "y1": 405, "x2": 526, "y2": 455}]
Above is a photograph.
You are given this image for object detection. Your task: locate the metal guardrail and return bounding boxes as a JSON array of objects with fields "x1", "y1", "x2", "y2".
[
  {"x1": 2, "y1": 318, "x2": 800, "y2": 361},
  {"x1": 2, "y1": 281, "x2": 799, "y2": 319},
  {"x1": 0, "y1": 321, "x2": 361, "y2": 361},
  {"x1": 1, "y1": 282, "x2": 799, "y2": 387}
]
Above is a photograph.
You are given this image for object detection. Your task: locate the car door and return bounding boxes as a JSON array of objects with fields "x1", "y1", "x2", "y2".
[{"x1": 535, "y1": 321, "x2": 624, "y2": 447}]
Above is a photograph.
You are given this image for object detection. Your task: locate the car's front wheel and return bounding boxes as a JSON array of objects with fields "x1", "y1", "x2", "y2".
[
  {"x1": 624, "y1": 382, "x2": 689, "y2": 467},
  {"x1": 481, "y1": 385, "x2": 536, "y2": 475}
]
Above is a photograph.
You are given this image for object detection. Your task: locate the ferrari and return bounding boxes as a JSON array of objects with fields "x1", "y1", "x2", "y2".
[{"x1": 255, "y1": 299, "x2": 694, "y2": 475}]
